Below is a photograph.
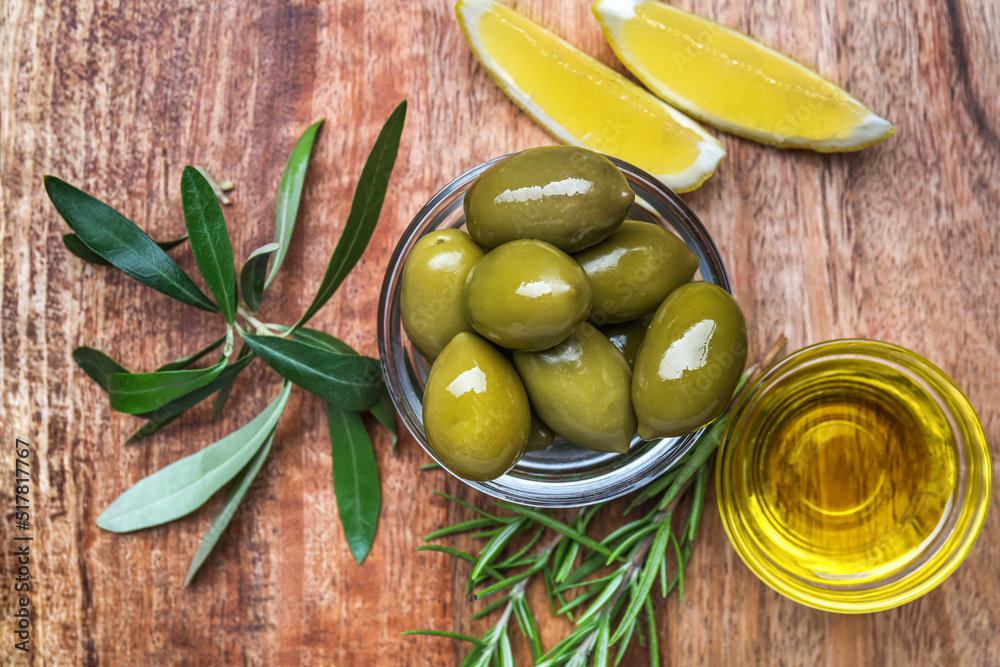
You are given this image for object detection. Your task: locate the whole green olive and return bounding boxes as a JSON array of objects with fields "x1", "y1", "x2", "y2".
[
  {"x1": 526, "y1": 413, "x2": 556, "y2": 452},
  {"x1": 401, "y1": 229, "x2": 486, "y2": 360},
  {"x1": 574, "y1": 221, "x2": 698, "y2": 324},
  {"x1": 423, "y1": 332, "x2": 530, "y2": 481},
  {"x1": 464, "y1": 146, "x2": 635, "y2": 253},
  {"x1": 600, "y1": 316, "x2": 651, "y2": 370},
  {"x1": 465, "y1": 239, "x2": 593, "y2": 351},
  {"x1": 514, "y1": 322, "x2": 636, "y2": 454},
  {"x1": 632, "y1": 282, "x2": 748, "y2": 440}
]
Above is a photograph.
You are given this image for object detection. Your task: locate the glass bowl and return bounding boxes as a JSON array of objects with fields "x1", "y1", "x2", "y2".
[
  {"x1": 717, "y1": 340, "x2": 991, "y2": 612},
  {"x1": 377, "y1": 154, "x2": 730, "y2": 507}
]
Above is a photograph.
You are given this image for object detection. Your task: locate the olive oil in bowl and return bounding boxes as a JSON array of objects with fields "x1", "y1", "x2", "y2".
[{"x1": 718, "y1": 340, "x2": 991, "y2": 613}]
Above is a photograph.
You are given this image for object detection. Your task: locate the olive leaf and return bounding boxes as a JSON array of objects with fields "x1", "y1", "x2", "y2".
[
  {"x1": 266, "y1": 119, "x2": 324, "y2": 290},
  {"x1": 326, "y1": 402, "x2": 381, "y2": 564},
  {"x1": 184, "y1": 429, "x2": 275, "y2": 586},
  {"x1": 239, "y1": 243, "x2": 281, "y2": 312},
  {"x1": 44, "y1": 176, "x2": 218, "y2": 312},
  {"x1": 97, "y1": 381, "x2": 292, "y2": 533},
  {"x1": 181, "y1": 166, "x2": 238, "y2": 324},
  {"x1": 369, "y1": 386, "x2": 399, "y2": 453},
  {"x1": 156, "y1": 334, "x2": 227, "y2": 372},
  {"x1": 286, "y1": 326, "x2": 397, "y2": 451},
  {"x1": 241, "y1": 332, "x2": 382, "y2": 411},
  {"x1": 209, "y1": 343, "x2": 255, "y2": 423},
  {"x1": 128, "y1": 350, "x2": 257, "y2": 444},
  {"x1": 290, "y1": 100, "x2": 406, "y2": 332},
  {"x1": 108, "y1": 358, "x2": 227, "y2": 415},
  {"x1": 62, "y1": 103, "x2": 408, "y2": 583},
  {"x1": 72, "y1": 347, "x2": 129, "y2": 392},
  {"x1": 63, "y1": 233, "x2": 188, "y2": 266}
]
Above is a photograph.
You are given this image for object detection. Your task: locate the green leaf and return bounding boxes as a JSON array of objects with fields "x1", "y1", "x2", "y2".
[
  {"x1": 611, "y1": 521, "x2": 671, "y2": 644},
  {"x1": 266, "y1": 119, "x2": 324, "y2": 290},
  {"x1": 72, "y1": 346, "x2": 128, "y2": 392},
  {"x1": 239, "y1": 243, "x2": 281, "y2": 312},
  {"x1": 181, "y1": 166, "x2": 237, "y2": 324},
  {"x1": 242, "y1": 332, "x2": 381, "y2": 411},
  {"x1": 64, "y1": 233, "x2": 188, "y2": 266},
  {"x1": 107, "y1": 359, "x2": 227, "y2": 415},
  {"x1": 288, "y1": 326, "x2": 357, "y2": 355},
  {"x1": 644, "y1": 598, "x2": 660, "y2": 667},
  {"x1": 156, "y1": 334, "x2": 226, "y2": 372},
  {"x1": 291, "y1": 328, "x2": 397, "y2": 446},
  {"x1": 416, "y1": 545, "x2": 504, "y2": 581},
  {"x1": 63, "y1": 233, "x2": 111, "y2": 265},
  {"x1": 687, "y1": 461, "x2": 711, "y2": 541},
  {"x1": 156, "y1": 235, "x2": 189, "y2": 252},
  {"x1": 595, "y1": 617, "x2": 611, "y2": 667},
  {"x1": 369, "y1": 385, "x2": 398, "y2": 453},
  {"x1": 424, "y1": 517, "x2": 499, "y2": 541},
  {"x1": 401, "y1": 630, "x2": 485, "y2": 646},
  {"x1": 291, "y1": 101, "x2": 406, "y2": 332},
  {"x1": 208, "y1": 344, "x2": 252, "y2": 422},
  {"x1": 472, "y1": 518, "x2": 525, "y2": 580},
  {"x1": 128, "y1": 350, "x2": 255, "y2": 444},
  {"x1": 493, "y1": 502, "x2": 613, "y2": 557},
  {"x1": 326, "y1": 402, "x2": 381, "y2": 564},
  {"x1": 97, "y1": 382, "x2": 291, "y2": 532},
  {"x1": 184, "y1": 429, "x2": 274, "y2": 586},
  {"x1": 513, "y1": 596, "x2": 542, "y2": 660},
  {"x1": 44, "y1": 176, "x2": 217, "y2": 312},
  {"x1": 578, "y1": 571, "x2": 625, "y2": 624}
]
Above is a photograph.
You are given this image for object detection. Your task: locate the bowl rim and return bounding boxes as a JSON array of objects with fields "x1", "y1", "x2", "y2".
[
  {"x1": 715, "y1": 338, "x2": 992, "y2": 612},
  {"x1": 378, "y1": 152, "x2": 732, "y2": 507}
]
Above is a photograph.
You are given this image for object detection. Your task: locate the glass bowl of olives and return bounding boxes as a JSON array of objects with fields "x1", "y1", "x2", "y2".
[{"x1": 377, "y1": 148, "x2": 735, "y2": 507}]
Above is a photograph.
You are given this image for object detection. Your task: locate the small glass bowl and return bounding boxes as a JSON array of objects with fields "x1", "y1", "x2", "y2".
[
  {"x1": 377, "y1": 155, "x2": 730, "y2": 507},
  {"x1": 717, "y1": 340, "x2": 991, "y2": 612}
]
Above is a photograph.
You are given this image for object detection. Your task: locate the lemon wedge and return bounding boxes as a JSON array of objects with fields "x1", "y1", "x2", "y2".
[
  {"x1": 593, "y1": 0, "x2": 894, "y2": 151},
  {"x1": 456, "y1": 0, "x2": 725, "y2": 192}
]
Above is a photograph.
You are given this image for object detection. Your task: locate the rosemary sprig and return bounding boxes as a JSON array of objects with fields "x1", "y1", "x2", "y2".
[
  {"x1": 410, "y1": 335, "x2": 788, "y2": 664},
  {"x1": 48, "y1": 101, "x2": 407, "y2": 583}
]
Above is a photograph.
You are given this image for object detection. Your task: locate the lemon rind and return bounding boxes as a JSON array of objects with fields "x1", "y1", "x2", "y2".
[
  {"x1": 456, "y1": 0, "x2": 725, "y2": 192},
  {"x1": 593, "y1": 0, "x2": 894, "y2": 152}
]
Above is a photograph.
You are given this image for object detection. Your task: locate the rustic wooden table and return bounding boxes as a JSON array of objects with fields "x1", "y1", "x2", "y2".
[{"x1": 2, "y1": 0, "x2": 998, "y2": 664}]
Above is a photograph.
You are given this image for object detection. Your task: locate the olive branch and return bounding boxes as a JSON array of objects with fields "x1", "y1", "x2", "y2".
[{"x1": 49, "y1": 101, "x2": 406, "y2": 584}]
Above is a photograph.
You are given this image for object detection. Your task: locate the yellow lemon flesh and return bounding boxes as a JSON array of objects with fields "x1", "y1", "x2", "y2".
[
  {"x1": 456, "y1": 0, "x2": 725, "y2": 192},
  {"x1": 593, "y1": 0, "x2": 894, "y2": 152}
]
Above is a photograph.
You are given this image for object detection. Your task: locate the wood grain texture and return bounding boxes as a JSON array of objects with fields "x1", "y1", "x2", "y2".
[{"x1": 1, "y1": 0, "x2": 997, "y2": 664}]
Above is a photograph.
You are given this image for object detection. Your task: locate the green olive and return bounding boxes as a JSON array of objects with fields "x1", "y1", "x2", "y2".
[
  {"x1": 465, "y1": 239, "x2": 592, "y2": 351},
  {"x1": 600, "y1": 316, "x2": 651, "y2": 370},
  {"x1": 423, "y1": 332, "x2": 530, "y2": 481},
  {"x1": 514, "y1": 323, "x2": 636, "y2": 454},
  {"x1": 464, "y1": 146, "x2": 635, "y2": 253},
  {"x1": 401, "y1": 229, "x2": 486, "y2": 360},
  {"x1": 574, "y1": 221, "x2": 698, "y2": 324},
  {"x1": 526, "y1": 413, "x2": 556, "y2": 452},
  {"x1": 632, "y1": 282, "x2": 748, "y2": 439}
]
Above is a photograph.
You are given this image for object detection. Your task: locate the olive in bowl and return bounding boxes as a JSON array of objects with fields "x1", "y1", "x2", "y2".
[{"x1": 378, "y1": 150, "x2": 735, "y2": 507}]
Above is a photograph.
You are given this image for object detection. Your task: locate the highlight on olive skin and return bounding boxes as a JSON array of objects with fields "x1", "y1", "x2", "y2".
[
  {"x1": 464, "y1": 145, "x2": 634, "y2": 253},
  {"x1": 464, "y1": 239, "x2": 592, "y2": 352},
  {"x1": 422, "y1": 332, "x2": 531, "y2": 481},
  {"x1": 401, "y1": 229, "x2": 485, "y2": 360},
  {"x1": 632, "y1": 282, "x2": 748, "y2": 440}
]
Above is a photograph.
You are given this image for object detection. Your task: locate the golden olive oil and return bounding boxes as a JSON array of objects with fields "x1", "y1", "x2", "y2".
[{"x1": 739, "y1": 357, "x2": 958, "y2": 583}]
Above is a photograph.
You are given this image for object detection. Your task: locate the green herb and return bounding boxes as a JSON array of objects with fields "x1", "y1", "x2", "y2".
[
  {"x1": 409, "y1": 337, "x2": 787, "y2": 664},
  {"x1": 50, "y1": 101, "x2": 407, "y2": 583}
]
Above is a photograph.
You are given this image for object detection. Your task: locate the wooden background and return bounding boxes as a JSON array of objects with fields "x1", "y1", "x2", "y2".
[{"x1": 1, "y1": 0, "x2": 998, "y2": 664}]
